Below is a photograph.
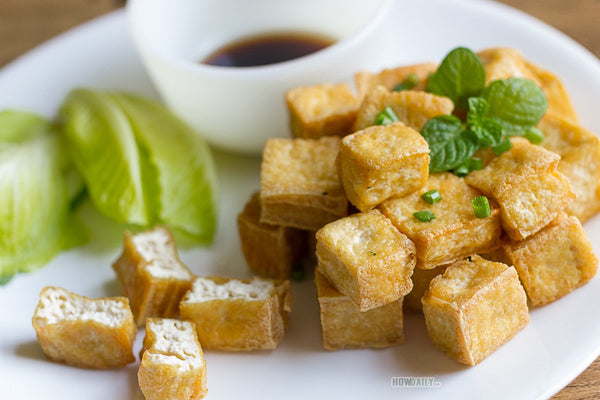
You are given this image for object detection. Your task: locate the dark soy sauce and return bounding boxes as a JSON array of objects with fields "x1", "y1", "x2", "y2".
[{"x1": 202, "y1": 31, "x2": 334, "y2": 67}]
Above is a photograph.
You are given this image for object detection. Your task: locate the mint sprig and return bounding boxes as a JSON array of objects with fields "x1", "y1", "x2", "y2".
[
  {"x1": 422, "y1": 47, "x2": 548, "y2": 174},
  {"x1": 426, "y1": 47, "x2": 486, "y2": 111},
  {"x1": 481, "y1": 77, "x2": 548, "y2": 136}
]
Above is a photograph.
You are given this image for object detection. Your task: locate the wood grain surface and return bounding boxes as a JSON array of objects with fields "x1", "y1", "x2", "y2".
[{"x1": 0, "y1": 0, "x2": 599, "y2": 398}]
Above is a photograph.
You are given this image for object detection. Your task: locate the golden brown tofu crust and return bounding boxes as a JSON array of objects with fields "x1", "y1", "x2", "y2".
[
  {"x1": 180, "y1": 277, "x2": 291, "y2": 351},
  {"x1": 354, "y1": 62, "x2": 439, "y2": 98},
  {"x1": 478, "y1": 47, "x2": 578, "y2": 123},
  {"x1": 138, "y1": 319, "x2": 207, "y2": 400},
  {"x1": 286, "y1": 83, "x2": 360, "y2": 139},
  {"x1": 32, "y1": 287, "x2": 137, "y2": 369},
  {"x1": 260, "y1": 136, "x2": 347, "y2": 230},
  {"x1": 422, "y1": 256, "x2": 529, "y2": 366},
  {"x1": 403, "y1": 265, "x2": 448, "y2": 313},
  {"x1": 465, "y1": 138, "x2": 574, "y2": 240},
  {"x1": 379, "y1": 173, "x2": 502, "y2": 269},
  {"x1": 315, "y1": 210, "x2": 416, "y2": 311},
  {"x1": 538, "y1": 113, "x2": 600, "y2": 222},
  {"x1": 352, "y1": 86, "x2": 454, "y2": 132},
  {"x1": 337, "y1": 122, "x2": 429, "y2": 211},
  {"x1": 237, "y1": 192, "x2": 306, "y2": 279},
  {"x1": 112, "y1": 226, "x2": 194, "y2": 327},
  {"x1": 503, "y1": 213, "x2": 598, "y2": 306},
  {"x1": 315, "y1": 271, "x2": 404, "y2": 350}
]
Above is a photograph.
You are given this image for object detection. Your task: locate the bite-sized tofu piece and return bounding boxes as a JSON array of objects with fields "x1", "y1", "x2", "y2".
[
  {"x1": 403, "y1": 265, "x2": 448, "y2": 313},
  {"x1": 112, "y1": 226, "x2": 194, "y2": 326},
  {"x1": 180, "y1": 276, "x2": 291, "y2": 351},
  {"x1": 139, "y1": 319, "x2": 207, "y2": 400},
  {"x1": 337, "y1": 122, "x2": 429, "y2": 211},
  {"x1": 260, "y1": 137, "x2": 347, "y2": 230},
  {"x1": 525, "y1": 61, "x2": 578, "y2": 124},
  {"x1": 478, "y1": 47, "x2": 539, "y2": 83},
  {"x1": 503, "y1": 213, "x2": 598, "y2": 306},
  {"x1": 379, "y1": 173, "x2": 502, "y2": 269},
  {"x1": 422, "y1": 256, "x2": 529, "y2": 366},
  {"x1": 32, "y1": 286, "x2": 136, "y2": 369},
  {"x1": 352, "y1": 86, "x2": 453, "y2": 132},
  {"x1": 465, "y1": 138, "x2": 574, "y2": 240},
  {"x1": 237, "y1": 192, "x2": 306, "y2": 279},
  {"x1": 354, "y1": 62, "x2": 438, "y2": 98},
  {"x1": 538, "y1": 114, "x2": 600, "y2": 222},
  {"x1": 477, "y1": 47, "x2": 578, "y2": 123},
  {"x1": 285, "y1": 83, "x2": 359, "y2": 139},
  {"x1": 315, "y1": 271, "x2": 404, "y2": 350},
  {"x1": 315, "y1": 210, "x2": 416, "y2": 311}
]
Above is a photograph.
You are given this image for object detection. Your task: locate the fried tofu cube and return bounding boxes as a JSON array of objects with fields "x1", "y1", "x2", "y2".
[
  {"x1": 315, "y1": 271, "x2": 404, "y2": 350},
  {"x1": 422, "y1": 256, "x2": 529, "y2": 366},
  {"x1": 237, "y1": 192, "x2": 306, "y2": 279},
  {"x1": 112, "y1": 226, "x2": 194, "y2": 326},
  {"x1": 32, "y1": 286, "x2": 136, "y2": 369},
  {"x1": 285, "y1": 83, "x2": 359, "y2": 139},
  {"x1": 465, "y1": 138, "x2": 574, "y2": 240},
  {"x1": 503, "y1": 213, "x2": 598, "y2": 306},
  {"x1": 478, "y1": 47, "x2": 578, "y2": 123},
  {"x1": 337, "y1": 122, "x2": 429, "y2": 211},
  {"x1": 352, "y1": 86, "x2": 454, "y2": 132},
  {"x1": 354, "y1": 62, "x2": 438, "y2": 98},
  {"x1": 315, "y1": 210, "x2": 416, "y2": 311},
  {"x1": 379, "y1": 173, "x2": 502, "y2": 269},
  {"x1": 139, "y1": 319, "x2": 207, "y2": 400},
  {"x1": 403, "y1": 265, "x2": 448, "y2": 313},
  {"x1": 180, "y1": 276, "x2": 291, "y2": 351},
  {"x1": 260, "y1": 136, "x2": 347, "y2": 230},
  {"x1": 538, "y1": 114, "x2": 600, "y2": 222}
]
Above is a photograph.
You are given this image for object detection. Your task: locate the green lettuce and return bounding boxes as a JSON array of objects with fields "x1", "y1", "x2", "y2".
[
  {"x1": 0, "y1": 110, "x2": 87, "y2": 284},
  {"x1": 59, "y1": 89, "x2": 218, "y2": 243}
]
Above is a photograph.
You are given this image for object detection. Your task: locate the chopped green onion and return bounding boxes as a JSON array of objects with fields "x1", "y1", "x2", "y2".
[
  {"x1": 469, "y1": 157, "x2": 483, "y2": 171},
  {"x1": 453, "y1": 164, "x2": 470, "y2": 177},
  {"x1": 492, "y1": 138, "x2": 512, "y2": 156},
  {"x1": 413, "y1": 210, "x2": 436, "y2": 222},
  {"x1": 524, "y1": 127, "x2": 545, "y2": 145},
  {"x1": 453, "y1": 157, "x2": 483, "y2": 177},
  {"x1": 472, "y1": 195, "x2": 491, "y2": 218},
  {"x1": 368, "y1": 250, "x2": 377, "y2": 256},
  {"x1": 374, "y1": 106, "x2": 399, "y2": 126},
  {"x1": 392, "y1": 73, "x2": 419, "y2": 91},
  {"x1": 421, "y1": 189, "x2": 442, "y2": 204}
]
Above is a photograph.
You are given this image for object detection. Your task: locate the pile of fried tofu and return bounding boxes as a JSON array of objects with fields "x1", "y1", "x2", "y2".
[
  {"x1": 33, "y1": 225, "x2": 292, "y2": 400},
  {"x1": 237, "y1": 47, "x2": 599, "y2": 366}
]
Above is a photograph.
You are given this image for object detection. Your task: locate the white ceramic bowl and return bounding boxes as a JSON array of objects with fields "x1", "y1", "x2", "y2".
[{"x1": 127, "y1": 0, "x2": 393, "y2": 154}]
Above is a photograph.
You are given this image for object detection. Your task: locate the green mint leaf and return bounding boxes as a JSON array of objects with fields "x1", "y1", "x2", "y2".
[
  {"x1": 421, "y1": 115, "x2": 479, "y2": 172},
  {"x1": 470, "y1": 118, "x2": 503, "y2": 147},
  {"x1": 481, "y1": 78, "x2": 547, "y2": 135},
  {"x1": 467, "y1": 97, "x2": 489, "y2": 120},
  {"x1": 426, "y1": 47, "x2": 486, "y2": 111},
  {"x1": 466, "y1": 97, "x2": 502, "y2": 147}
]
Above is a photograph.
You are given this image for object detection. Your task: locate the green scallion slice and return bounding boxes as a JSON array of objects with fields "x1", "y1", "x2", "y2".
[
  {"x1": 413, "y1": 210, "x2": 436, "y2": 222},
  {"x1": 472, "y1": 195, "x2": 491, "y2": 218},
  {"x1": 392, "y1": 73, "x2": 419, "y2": 91},
  {"x1": 524, "y1": 127, "x2": 545, "y2": 145},
  {"x1": 492, "y1": 138, "x2": 512, "y2": 156},
  {"x1": 421, "y1": 190, "x2": 442, "y2": 204},
  {"x1": 374, "y1": 106, "x2": 399, "y2": 126}
]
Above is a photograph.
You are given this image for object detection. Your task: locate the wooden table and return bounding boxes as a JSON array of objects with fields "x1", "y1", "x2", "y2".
[{"x1": 0, "y1": 0, "x2": 598, "y2": 398}]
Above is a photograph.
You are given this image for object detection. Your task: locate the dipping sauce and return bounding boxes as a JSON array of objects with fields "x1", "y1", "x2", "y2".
[{"x1": 202, "y1": 31, "x2": 335, "y2": 67}]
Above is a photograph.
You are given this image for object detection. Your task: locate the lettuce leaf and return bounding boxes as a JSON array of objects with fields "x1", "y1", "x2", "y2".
[
  {"x1": 0, "y1": 110, "x2": 87, "y2": 284},
  {"x1": 59, "y1": 89, "x2": 218, "y2": 243}
]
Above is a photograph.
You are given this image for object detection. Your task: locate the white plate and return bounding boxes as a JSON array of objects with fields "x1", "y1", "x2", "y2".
[{"x1": 1, "y1": 1, "x2": 600, "y2": 399}]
